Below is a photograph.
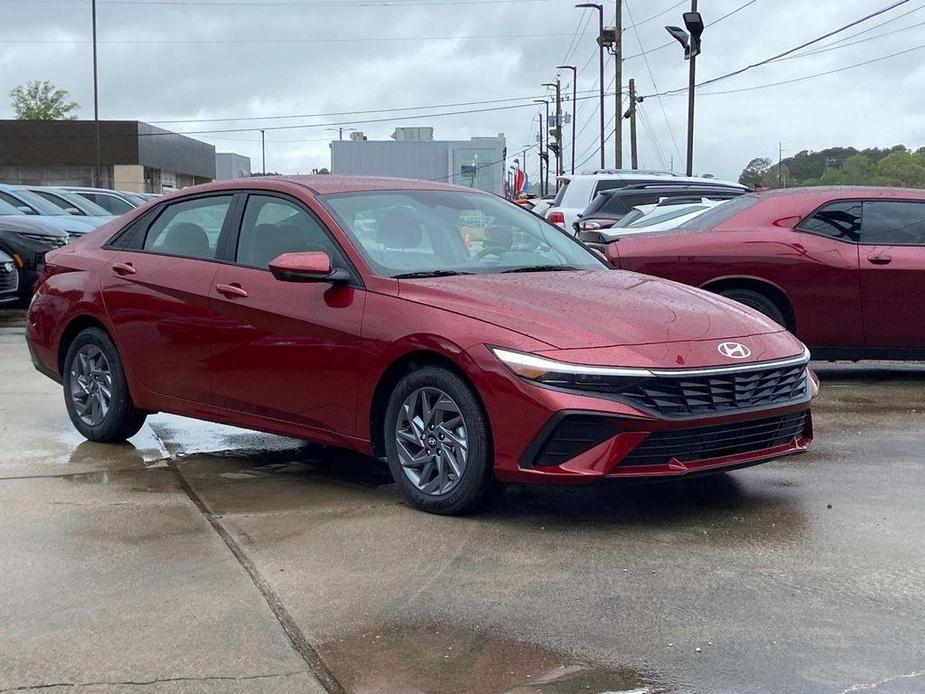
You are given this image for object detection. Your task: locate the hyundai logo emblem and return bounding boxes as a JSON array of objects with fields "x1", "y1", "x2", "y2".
[{"x1": 718, "y1": 342, "x2": 751, "y2": 359}]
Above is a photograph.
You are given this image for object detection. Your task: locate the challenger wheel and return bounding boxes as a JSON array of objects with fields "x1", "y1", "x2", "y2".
[
  {"x1": 63, "y1": 327, "x2": 147, "y2": 442},
  {"x1": 719, "y1": 288, "x2": 787, "y2": 328},
  {"x1": 383, "y1": 367, "x2": 494, "y2": 515}
]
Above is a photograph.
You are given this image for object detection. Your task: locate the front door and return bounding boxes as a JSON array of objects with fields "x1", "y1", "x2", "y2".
[
  {"x1": 100, "y1": 194, "x2": 235, "y2": 402},
  {"x1": 858, "y1": 200, "x2": 925, "y2": 350},
  {"x1": 209, "y1": 193, "x2": 366, "y2": 436}
]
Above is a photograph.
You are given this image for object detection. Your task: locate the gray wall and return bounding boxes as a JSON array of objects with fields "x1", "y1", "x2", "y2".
[
  {"x1": 215, "y1": 152, "x2": 251, "y2": 181},
  {"x1": 331, "y1": 141, "x2": 448, "y2": 182}
]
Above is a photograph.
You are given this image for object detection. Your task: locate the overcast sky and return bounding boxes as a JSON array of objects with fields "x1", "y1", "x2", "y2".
[{"x1": 2, "y1": 0, "x2": 924, "y2": 183}]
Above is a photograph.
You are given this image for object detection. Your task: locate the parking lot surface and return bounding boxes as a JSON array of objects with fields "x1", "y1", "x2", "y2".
[{"x1": 2, "y1": 315, "x2": 924, "y2": 693}]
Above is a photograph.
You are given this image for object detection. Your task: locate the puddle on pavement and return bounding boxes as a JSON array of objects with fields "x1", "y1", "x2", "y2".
[{"x1": 318, "y1": 620, "x2": 663, "y2": 694}]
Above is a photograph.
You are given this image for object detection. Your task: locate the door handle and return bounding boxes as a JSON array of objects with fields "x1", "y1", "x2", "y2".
[
  {"x1": 112, "y1": 262, "x2": 136, "y2": 275},
  {"x1": 867, "y1": 255, "x2": 892, "y2": 265},
  {"x1": 216, "y1": 283, "x2": 248, "y2": 298}
]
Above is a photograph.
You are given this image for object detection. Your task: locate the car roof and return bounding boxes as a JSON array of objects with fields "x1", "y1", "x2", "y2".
[
  {"x1": 160, "y1": 175, "x2": 481, "y2": 198},
  {"x1": 557, "y1": 171, "x2": 747, "y2": 189},
  {"x1": 756, "y1": 185, "x2": 925, "y2": 201}
]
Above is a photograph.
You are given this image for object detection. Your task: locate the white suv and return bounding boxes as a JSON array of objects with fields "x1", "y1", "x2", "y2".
[{"x1": 545, "y1": 170, "x2": 747, "y2": 230}]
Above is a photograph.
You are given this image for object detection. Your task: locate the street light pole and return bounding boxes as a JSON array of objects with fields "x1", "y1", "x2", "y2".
[
  {"x1": 614, "y1": 0, "x2": 622, "y2": 169},
  {"x1": 260, "y1": 129, "x2": 266, "y2": 173},
  {"x1": 556, "y1": 64, "x2": 577, "y2": 174},
  {"x1": 533, "y1": 100, "x2": 548, "y2": 195},
  {"x1": 91, "y1": 0, "x2": 101, "y2": 188},
  {"x1": 686, "y1": 0, "x2": 698, "y2": 177},
  {"x1": 542, "y1": 80, "x2": 562, "y2": 179},
  {"x1": 577, "y1": 3, "x2": 605, "y2": 170}
]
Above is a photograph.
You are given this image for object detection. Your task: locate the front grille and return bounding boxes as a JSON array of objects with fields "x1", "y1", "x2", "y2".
[
  {"x1": 531, "y1": 414, "x2": 620, "y2": 467},
  {"x1": 613, "y1": 363, "x2": 808, "y2": 418},
  {"x1": 0, "y1": 268, "x2": 18, "y2": 292},
  {"x1": 620, "y1": 411, "x2": 808, "y2": 467}
]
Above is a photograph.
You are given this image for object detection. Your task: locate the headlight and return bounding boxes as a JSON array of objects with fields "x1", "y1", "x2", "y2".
[
  {"x1": 1, "y1": 262, "x2": 12, "y2": 272},
  {"x1": 490, "y1": 347, "x2": 651, "y2": 392}
]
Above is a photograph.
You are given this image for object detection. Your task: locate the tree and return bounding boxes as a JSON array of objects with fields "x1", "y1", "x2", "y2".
[
  {"x1": 738, "y1": 157, "x2": 771, "y2": 188},
  {"x1": 872, "y1": 150, "x2": 925, "y2": 188},
  {"x1": 9, "y1": 80, "x2": 79, "y2": 120}
]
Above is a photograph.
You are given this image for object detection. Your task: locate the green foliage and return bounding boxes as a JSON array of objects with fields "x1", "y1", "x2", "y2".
[
  {"x1": 9, "y1": 80, "x2": 79, "y2": 120},
  {"x1": 739, "y1": 145, "x2": 925, "y2": 189},
  {"x1": 738, "y1": 157, "x2": 771, "y2": 187}
]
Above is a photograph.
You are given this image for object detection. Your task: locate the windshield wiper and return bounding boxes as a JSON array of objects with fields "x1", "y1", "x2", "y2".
[
  {"x1": 501, "y1": 265, "x2": 580, "y2": 274},
  {"x1": 392, "y1": 270, "x2": 475, "y2": 279}
]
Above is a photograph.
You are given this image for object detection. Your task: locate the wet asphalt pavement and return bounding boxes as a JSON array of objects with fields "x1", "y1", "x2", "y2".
[{"x1": 1, "y1": 312, "x2": 924, "y2": 693}]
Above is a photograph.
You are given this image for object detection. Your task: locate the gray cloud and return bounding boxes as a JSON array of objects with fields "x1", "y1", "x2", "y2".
[{"x1": 2, "y1": 0, "x2": 922, "y2": 181}]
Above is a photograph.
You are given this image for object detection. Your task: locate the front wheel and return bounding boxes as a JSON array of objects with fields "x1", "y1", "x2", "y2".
[
  {"x1": 719, "y1": 288, "x2": 787, "y2": 328},
  {"x1": 63, "y1": 327, "x2": 147, "y2": 442},
  {"x1": 383, "y1": 367, "x2": 494, "y2": 515}
]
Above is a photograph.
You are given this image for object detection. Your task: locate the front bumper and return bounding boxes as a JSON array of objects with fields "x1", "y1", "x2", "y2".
[{"x1": 468, "y1": 345, "x2": 817, "y2": 485}]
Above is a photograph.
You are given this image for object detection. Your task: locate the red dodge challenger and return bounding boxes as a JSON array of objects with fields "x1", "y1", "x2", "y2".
[
  {"x1": 26, "y1": 176, "x2": 816, "y2": 515},
  {"x1": 605, "y1": 186, "x2": 925, "y2": 361}
]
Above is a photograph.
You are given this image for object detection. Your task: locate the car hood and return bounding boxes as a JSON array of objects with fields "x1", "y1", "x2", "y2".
[
  {"x1": 397, "y1": 269, "x2": 788, "y2": 350},
  {"x1": 9, "y1": 215, "x2": 94, "y2": 235},
  {"x1": 0, "y1": 215, "x2": 70, "y2": 237}
]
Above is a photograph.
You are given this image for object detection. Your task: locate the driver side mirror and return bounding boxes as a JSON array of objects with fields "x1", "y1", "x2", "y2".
[
  {"x1": 17, "y1": 206, "x2": 36, "y2": 215},
  {"x1": 65, "y1": 207, "x2": 84, "y2": 216},
  {"x1": 269, "y1": 251, "x2": 350, "y2": 283}
]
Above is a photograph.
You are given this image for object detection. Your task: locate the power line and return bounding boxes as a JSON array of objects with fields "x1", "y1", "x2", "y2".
[
  {"x1": 3, "y1": 0, "x2": 552, "y2": 6},
  {"x1": 644, "y1": 0, "x2": 914, "y2": 97},
  {"x1": 624, "y1": 0, "x2": 685, "y2": 30},
  {"x1": 696, "y1": 40, "x2": 925, "y2": 96},
  {"x1": 148, "y1": 91, "x2": 605, "y2": 125},
  {"x1": 3, "y1": 31, "x2": 598, "y2": 45},
  {"x1": 776, "y1": 14, "x2": 925, "y2": 62},
  {"x1": 624, "y1": 0, "x2": 682, "y2": 164}
]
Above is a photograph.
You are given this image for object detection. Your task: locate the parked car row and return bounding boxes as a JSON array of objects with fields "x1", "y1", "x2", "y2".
[{"x1": 0, "y1": 184, "x2": 151, "y2": 299}]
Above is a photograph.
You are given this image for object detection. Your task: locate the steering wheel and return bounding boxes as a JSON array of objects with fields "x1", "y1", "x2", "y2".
[{"x1": 468, "y1": 247, "x2": 505, "y2": 264}]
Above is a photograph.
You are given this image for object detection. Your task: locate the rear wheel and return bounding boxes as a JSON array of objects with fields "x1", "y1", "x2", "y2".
[
  {"x1": 63, "y1": 327, "x2": 147, "y2": 442},
  {"x1": 383, "y1": 367, "x2": 494, "y2": 515},
  {"x1": 718, "y1": 288, "x2": 787, "y2": 328}
]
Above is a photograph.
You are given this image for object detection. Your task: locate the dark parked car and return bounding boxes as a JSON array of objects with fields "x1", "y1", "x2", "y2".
[
  {"x1": 0, "y1": 216, "x2": 69, "y2": 299},
  {"x1": 607, "y1": 186, "x2": 925, "y2": 360},
  {"x1": 27, "y1": 176, "x2": 815, "y2": 515},
  {"x1": 0, "y1": 250, "x2": 19, "y2": 304},
  {"x1": 574, "y1": 183, "x2": 746, "y2": 237}
]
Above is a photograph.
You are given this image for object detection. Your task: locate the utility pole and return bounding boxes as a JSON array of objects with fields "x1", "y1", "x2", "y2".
[
  {"x1": 542, "y1": 79, "x2": 563, "y2": 179},
  {"x1": 91, "y1": 0, "x2": 101, "y2": 187},
  {"x1": 626, "y1": 78, "x2": 638, "y2": 170},
  {"x1": 556, "y1": 65, "x2": 577, "y2": 174},
  {"x1": 260, "y1": 129, "x2": 266, "y2": 173},
  {"x1": 533, "y1": 100, "x2": 549, "y2": 195},
  {"x1": 778, "y1": 141, "x2": 783, "y2": 187},
  {"x1": 577, "y1": 3, "x2": 605, "y2": 170},
  {"x1": 614, "y1": 0, "x2": 622, "y2": 169}
]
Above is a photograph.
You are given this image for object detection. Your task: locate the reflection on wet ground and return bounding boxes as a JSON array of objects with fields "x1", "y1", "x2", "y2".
[
  {"x1": 318, "y1": 621, "x2": 657, "y2": 694},
  {"x1": 4, "y1": 323, "x2": 925, "y2": 694}
]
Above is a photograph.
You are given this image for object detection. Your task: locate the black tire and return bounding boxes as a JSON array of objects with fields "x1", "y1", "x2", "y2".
[
  {"x1": 62, "y1": 327, "x2": 147, "y2": 442},
  {"x1": 718, "y1": 288, "x2": 787, "y2": 328},
  {"x1": 383, "y1": 366, "x2": 494, "y2": 515}
]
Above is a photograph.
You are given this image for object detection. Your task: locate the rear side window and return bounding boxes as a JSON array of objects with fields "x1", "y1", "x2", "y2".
[
  {"x1": 143, "y1": 195, "x2": 232, "y2": 260},
  {"x1": 797, "y1": 201, "x2": 862, "y2": 241},
  {"x1": 860, "y1": 200, "x2": 925, "y2": 246},
  {"x1": 683, "y1": 194, "x2": 759, "y2": 230},
  {"x1": 591, "y1": 179, "x2": 626, "y2": 196},
  {"x1": 551, "y1": 179, "x2": 569, "y2": 206}
]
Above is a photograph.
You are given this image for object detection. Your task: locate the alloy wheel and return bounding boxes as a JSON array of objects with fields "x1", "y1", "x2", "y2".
[
  {"x1": 395, "y1": 386, "x2": 469, "y2": 496},
  {"x1": 69, "y1": 344, "x2": 112, "y2": 426}
]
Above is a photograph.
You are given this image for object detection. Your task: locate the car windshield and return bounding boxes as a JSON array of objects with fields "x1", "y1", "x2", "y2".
[
  {"x1": 0, "y1": 198, "x2": 26, "y2": 216},
  {"x1": 57, "y1": 190, "x2": 114, "y2": 216},
  {"x1": 322, "y1": 189, "x2": 605, "y2": 277},
  {"x1": 10, "y1": 189, "x2": 70, "y2": 216},
  {"x1": 623, "y1": 204, "x2": 713, "y2": 229},
  {"x1": 682, "y1": 193, "x2": 759, "y2": 230}
]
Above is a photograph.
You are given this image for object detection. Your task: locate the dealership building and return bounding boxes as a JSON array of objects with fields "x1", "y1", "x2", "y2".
[
  {"x1": 330, "y1": 127, "x2": 507, "y2": 194},
  {"x1": 0, "y1": 120, "x2": 217, "y2": 193}
]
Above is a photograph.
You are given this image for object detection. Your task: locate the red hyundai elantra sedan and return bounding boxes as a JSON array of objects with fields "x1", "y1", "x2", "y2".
[{"x1": 26, "y1": 176, "x2": 816, "y2": 514}]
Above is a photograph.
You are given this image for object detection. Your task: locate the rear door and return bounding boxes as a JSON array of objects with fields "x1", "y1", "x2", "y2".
[
  {"x1": 857, "y1": 200, "x2": 925, "y2": 349},
  {"x1": 209, "y1": 192, "x2": 366, "y2": 435},
  {"x1": 100, "y1": 194, "x2": 236, "y2": 402}
]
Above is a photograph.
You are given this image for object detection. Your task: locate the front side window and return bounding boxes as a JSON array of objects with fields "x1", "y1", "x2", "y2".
[
  {"x1": 322, "y1": 189, "x2": 605, "y2": 277},
  {"x1": 859, "y1": 200, "x2": 925, "y2": 246},
  {"x1": 143, "y1": 195, "x2": 232, "y2": 260},
  {"x1": 236, "y1": 195, "x2": 339, "y2": 268},
  {"x1": 797, "y1": 201, "x2": 862, "y2": 241}
]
